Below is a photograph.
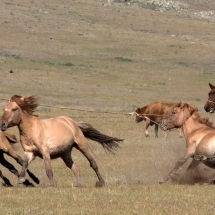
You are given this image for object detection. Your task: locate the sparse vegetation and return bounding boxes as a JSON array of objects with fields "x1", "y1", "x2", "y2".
[{"x1": 0, "y1": 0, "x2": 215, "y2": 214}]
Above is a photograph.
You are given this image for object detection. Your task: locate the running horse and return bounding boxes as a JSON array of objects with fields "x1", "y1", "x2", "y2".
[
  {"x1": 0, "y1": 131, "x2": 39, "y2": 186},
  {"x1": 0, "y1": 95, "x2": 123, "y2": 187},
  {"x1": 159, "y1": 101, "x2": 215, "y2": 184},
  {"x1": 204, "y1": 83, "x2": 215, "y2": 113}
]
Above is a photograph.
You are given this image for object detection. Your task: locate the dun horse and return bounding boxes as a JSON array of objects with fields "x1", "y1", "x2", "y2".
[
  {"x1": 0, "y1": 131, "x2": 39, "y2": 186},
  {"x1": 204, "y1": 83, "x2": 215, "y2": 113},
  {"x1": 0, "y1": 95, "x2": 123, "y2": 187},
  {"x1": 160, "y1": 101, "x2": 215, "y2": 184}
]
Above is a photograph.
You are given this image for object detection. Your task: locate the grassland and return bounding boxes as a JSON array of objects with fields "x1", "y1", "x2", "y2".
[{"x1": 0, "y1": 0, "x2": 215, "y2": 214}]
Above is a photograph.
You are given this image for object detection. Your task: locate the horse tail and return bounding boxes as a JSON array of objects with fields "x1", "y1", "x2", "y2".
[
  {"x1": 4, "y1": 132, "x2": 17, "y2": 144},
  {"x1": 77, "y1": 122, "x2": 123, "y2": 153}
]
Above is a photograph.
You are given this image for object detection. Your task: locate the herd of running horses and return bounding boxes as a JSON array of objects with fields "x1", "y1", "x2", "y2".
[{"x1": 0, "y1": 83, "x2": 215, "y2": 187}]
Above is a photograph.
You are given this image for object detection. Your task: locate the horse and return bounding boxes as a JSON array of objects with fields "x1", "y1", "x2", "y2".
[
  {"x1": 0, "y1": 95, "x2": 123, "y2": 187},
  {"x1": 135, "y1": 102, "x2": 182, "y2": 138},
  {"x1": 159, "y1": 101, "x2": 215, "y2": 184},
  {"x1": 0, "y1": 131, "x2": 39, "y2": 186},
  {"x1": 204, "y1": 83, "x2": 215, "y2": 113}
]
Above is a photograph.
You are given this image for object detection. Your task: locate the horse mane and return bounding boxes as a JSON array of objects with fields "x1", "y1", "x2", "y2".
[
  {"x1": 175, "y1": 101, "x2": 215, "y2": 129},
  {"x1": 197, "y1": 114, "x2": 215, "y2": 129},
  {"x1": 10, "y1": 95, "x2": 39, "y2": 115}
]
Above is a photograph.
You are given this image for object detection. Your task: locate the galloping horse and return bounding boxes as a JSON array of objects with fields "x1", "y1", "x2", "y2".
[
  {"x1": 160, "y1": 101, "x2": 215, "y2": 184},
  {"x1": 0, "y1": 95, "x2": 123, "y2": 187},
  {"x1": 135, "y1": 102, "x2": 182, "y2": 138},
  {"x1": 0, "y1": 131, "x2": 39, "y2": 186},
  {"x1": 204, "y1": 83, "x2": 215, "y2": 113}
]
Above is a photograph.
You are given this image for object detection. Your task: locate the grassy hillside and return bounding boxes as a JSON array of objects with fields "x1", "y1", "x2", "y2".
[{"x1": 0, "y1": 0, "x2": 215, "y2": 214}]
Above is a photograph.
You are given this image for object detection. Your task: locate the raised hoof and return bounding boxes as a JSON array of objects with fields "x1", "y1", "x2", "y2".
[
  {"x1": 96, "y1": 180, "x2": 105, "y2": 188},
  {"x1": 145, "y1": 134, "x2": 150, "y2": 138}
]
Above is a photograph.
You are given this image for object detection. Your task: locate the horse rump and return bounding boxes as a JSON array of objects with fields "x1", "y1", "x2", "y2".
[{"x1": 77, "y1": 122, "x2": 123, "y2": 153}]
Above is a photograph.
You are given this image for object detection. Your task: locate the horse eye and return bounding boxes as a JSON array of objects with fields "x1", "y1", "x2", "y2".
[{"x1": 12, "y1": 108, "x2": 17, "y2": 112}]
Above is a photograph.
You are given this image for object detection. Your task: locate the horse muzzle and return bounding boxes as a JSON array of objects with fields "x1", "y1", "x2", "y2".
[
  {"x1": 0, "y1": 122, "x2": 8, "y2": 131},
  {"x1": 159, "y1": 123, "x2": 167, "y2": 131},
  {"x1": 205, "y1": 107, "x2": 215, "y2": 113}
]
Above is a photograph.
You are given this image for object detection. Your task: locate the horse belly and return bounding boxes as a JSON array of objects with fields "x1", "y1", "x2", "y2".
[
  {"x1": 194, "y1": 135, "x2": 215, "y2": 168},
  {"x1": 48, "y1": 143, "x2": 72, "y2": 159}
]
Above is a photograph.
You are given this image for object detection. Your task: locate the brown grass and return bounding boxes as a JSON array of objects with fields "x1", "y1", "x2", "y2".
[{"x1": 0, "y1": 0, "x2": 215, "y2": 214}]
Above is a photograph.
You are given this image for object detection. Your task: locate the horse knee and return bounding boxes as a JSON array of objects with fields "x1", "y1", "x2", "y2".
[{"x1": 90, "y1": 160, "x2": 98, "y2": 170}]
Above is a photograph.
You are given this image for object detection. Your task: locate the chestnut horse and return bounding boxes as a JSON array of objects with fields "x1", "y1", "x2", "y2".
[
  {"x1": 0, "y1": 131, "x2": 39, "y2": 186},
  {"x1": 160, "y1": 101, "x2": 215, "y2": 184},
  {"x1": 204, "y1": 83, "x2": 215, "y2": 113},
  {"x1": 0, "y1": 95, "x2": 123, "y2": 187},
  {"x1": 135, "y1": 102, "x2": 182, "y2": 138}
]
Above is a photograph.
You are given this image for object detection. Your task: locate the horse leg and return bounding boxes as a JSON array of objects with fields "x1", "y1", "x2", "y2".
[
  {"x1": 5, "y1": 149, "x2": 39, "y2": 184},
  {"x1": 145, "y1": 120, "x2": 150, "y2": 138},
  {"x1": 178, "y1": 128, "x2": 183, "y2": 138},
  {"x1": 74, "y1": 143, "x2": 105, "y2": 187},
  {"x1": 19, "y1": 152, "x2": 35, "y2": 184},
  {"x1": 61, "y1": 151, "x2": 81, "y2": 187},
  {"x1": 42, "y1": 151, "x2": 54, "y2": 186},
  {"x1": 164, "y1": 130, "x2": 169, "y2": 138},
  {"x1": 159, "y1": 154, "x2": 192, "y2": 184},
  {"x1": 0, "y1": 153, "x2": 19, "y2": 177},
  {"x1": 155, "y1": 124, "x2": 159, "y2": 138},
  {"x1": 0, "y1": 170, "x2": 13, "y2": 186},
  {"x1": 159, "y1": 142, "x2": 197, "y2": 183}
]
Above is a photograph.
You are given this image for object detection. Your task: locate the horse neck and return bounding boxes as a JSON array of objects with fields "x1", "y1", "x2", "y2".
[
  {"x1": 182, "y1": 112, "x2": 203, "y2": 136},
  {"x1": 18, "y1": 111, "x2": 37, "y2": 135}
]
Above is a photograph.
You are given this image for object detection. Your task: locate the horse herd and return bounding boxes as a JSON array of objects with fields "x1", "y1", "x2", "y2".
[{"x1": 0, "y1": 83, "x2": 215, "y2": 187}]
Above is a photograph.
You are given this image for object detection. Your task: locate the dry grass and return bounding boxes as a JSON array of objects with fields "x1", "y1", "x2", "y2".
[{"x1": 0, "y1": 0, "x2": 215, "y2": 214}]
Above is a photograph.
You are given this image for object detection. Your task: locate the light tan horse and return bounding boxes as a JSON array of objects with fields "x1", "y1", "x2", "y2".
[
  {"x1": 0, "y1": 95, "x2": 123, "y2": 187},
  {"x1": 0, "y1": 131, "x2": 39, "y2": 186},
  {"x1": 159, "y1": 101, "x2": 215, "y2": 184}
]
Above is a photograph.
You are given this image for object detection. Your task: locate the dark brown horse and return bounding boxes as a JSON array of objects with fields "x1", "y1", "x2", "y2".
[
  {"x1": 0, "y1": 131, "x2": 39, "y2": 186},
  {"x1": 0, "y1": 95, "x2": 123, "y2": 187},
  {"x1": 204, "y1": 83, "x2": 215, "y2": 113},
  {"x1": 160, "y1": 101, "x2": 215, "y2": 184},
  {"x1": 135, "y1": 102, "x2": 182, "y2": 138}
]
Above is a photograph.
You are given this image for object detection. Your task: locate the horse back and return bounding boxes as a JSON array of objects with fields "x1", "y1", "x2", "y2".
[{"x1": 136, "y1": 102, "x2": 175, "y2": 123}]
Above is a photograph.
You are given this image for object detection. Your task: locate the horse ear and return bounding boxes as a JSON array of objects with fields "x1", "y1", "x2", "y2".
[
  {"x1": 136, "y1": 108, "x2": 141, "y2": 113},
  {"x1": 209, "y1": 83, "x2": 214, "y2": 89},
  {"x1": 20, "y1": 96, "x2": 25, "y2": 101},
  {"x1": 189, "y1": 105, "x2": 197, "y2": 114}
]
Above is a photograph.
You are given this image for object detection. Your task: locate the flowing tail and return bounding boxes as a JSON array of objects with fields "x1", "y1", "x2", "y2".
[{"x1": 77, "y1": 122, "x2": 123, "y2": 153}]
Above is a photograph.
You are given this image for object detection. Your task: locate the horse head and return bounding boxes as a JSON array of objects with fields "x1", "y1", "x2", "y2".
[
  {"x1": 204, "y1": 83, "x2": 215, "y2": 113},
  {"x1": 0, "y1": 101, "x2": 22, "y2": 131},
  {"x1": 160, "y1": 102, "x2": 197, "y2": 131}
]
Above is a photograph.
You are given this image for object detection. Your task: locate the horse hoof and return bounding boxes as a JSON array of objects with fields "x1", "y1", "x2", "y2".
[
  {"x1": 158, "y1": 179, "x2": 165, "y2": 184},
  {"x1": 158, "y1": 178, "x2": 172, "y2": 184},
  {"x1": 96, "y1": 180, "x2": 105, "y2": 188},
  {"x1": 19, "y1": 178, "x2": 26, "y2": 184},
  {"x1": 75, "y1": 184, "x2": 82, "y2": 188}
]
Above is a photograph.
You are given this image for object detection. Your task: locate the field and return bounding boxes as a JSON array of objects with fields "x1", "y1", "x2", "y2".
[{"x1": 0, "y1": 0, "x2": 215, "y2": 214}]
